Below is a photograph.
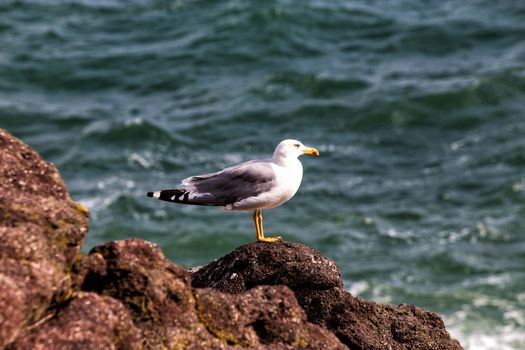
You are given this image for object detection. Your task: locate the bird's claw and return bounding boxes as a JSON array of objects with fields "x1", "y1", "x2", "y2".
[{"x1": 257, "y1": 236, "x2": 282, "y2": 243}]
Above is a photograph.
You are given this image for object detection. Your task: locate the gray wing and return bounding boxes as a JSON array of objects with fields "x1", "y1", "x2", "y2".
[{"x1": 155, "y1": 160, "x2": 276, "y2": 206}]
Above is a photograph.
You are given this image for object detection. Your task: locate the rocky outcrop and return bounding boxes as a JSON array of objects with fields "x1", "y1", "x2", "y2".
[
  {"x1": 76, "y1": 238, "x2": 223, "y2": 349},
  {"x1": 0, "y1": 128, "x2": 463, "y2": 350},
  {"x1": 191, "y1": 242, "x2": 464, "y2": 350},
  {"x1": 0, "y1": 129, "x2": 88, "y2": 348},
  {"x1": 191, "y1": 241, "x2": 343, "y2": 292},
  {"x1": 295, "y1": 288, "x2": 462, "y2": 350},
  {"x1": 73, "y1": 239, "x2": 345, "y2": 349}
]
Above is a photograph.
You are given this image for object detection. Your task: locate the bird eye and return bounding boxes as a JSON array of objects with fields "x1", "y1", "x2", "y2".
[{"x1": 294, "y1": 143, "x2": 300, "y2": 148}]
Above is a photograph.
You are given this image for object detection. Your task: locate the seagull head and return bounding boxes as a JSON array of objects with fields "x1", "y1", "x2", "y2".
[{"x1": 272, "y1": 139, "x2": 319, "y2": 163}]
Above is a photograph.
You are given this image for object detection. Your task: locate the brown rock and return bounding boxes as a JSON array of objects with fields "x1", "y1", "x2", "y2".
[
  {"x1": 76, "y1": 239, "x2": 227, "y2": 349},
  {"x1": 190, "y1": 240, "x2": 464, "y2": 350},
  {"x1": 76, "y1": 239, "x2": 347, "y2": 349},
  {"x1": 194, "y1": 285, "x2": 346, "y2": 349},
  {"x1": 10, "y1": 292, "x2": 141, "y2": 350},
  {"x1": 0, "y1": 129, "x2": 89, "y2": 348},
  {"x1": 0, "y1": 277, "x2": 25, "y2": 348},
  {"x1": 296, "y1": 288, "x2": 463, "y2": 350},
  {"x1": 0, "y1": 225, "x2": 70, "y2": 316},
  {"x1": 0, "y1": 129, "x2": 88, "y2": 264},
  {"x1": 191, "y1": 241, "x2": 343, "y2": 293}
]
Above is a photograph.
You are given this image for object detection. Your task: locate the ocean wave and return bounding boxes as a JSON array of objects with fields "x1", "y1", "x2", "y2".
[{"x1": 81, "y1": 117, "x2": 178, "y2": 148}]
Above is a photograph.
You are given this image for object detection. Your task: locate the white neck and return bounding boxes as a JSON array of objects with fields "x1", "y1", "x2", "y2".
[{"x1": 272, "y1": 151, "x2": 299, "y2": 166}]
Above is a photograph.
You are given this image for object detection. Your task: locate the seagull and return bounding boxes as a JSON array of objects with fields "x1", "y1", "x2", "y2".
[{"x1": 147, "y1": 139, "x2": 319, "y2": 242}]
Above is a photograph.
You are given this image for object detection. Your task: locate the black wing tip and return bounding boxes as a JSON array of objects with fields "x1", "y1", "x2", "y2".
[{"x1": 147, "y1": 192, "x2": 154, "y2": 197}]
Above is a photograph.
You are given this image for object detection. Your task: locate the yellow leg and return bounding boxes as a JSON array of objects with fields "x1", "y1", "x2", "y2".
[
  {"x1": 253, "y1": 210, "x2": 261, "y2": 240},
  {"x1": 255, "y1": 209, "x2": 281, "y2": 243}
]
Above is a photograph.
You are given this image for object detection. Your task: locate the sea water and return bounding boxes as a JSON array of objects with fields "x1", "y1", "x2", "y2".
[{"x1": 1, "y1": 1, "x2": 525, "y2": 348}]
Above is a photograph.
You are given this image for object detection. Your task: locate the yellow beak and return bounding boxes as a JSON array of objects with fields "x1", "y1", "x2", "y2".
[{"x1": 303, "y1": 147, "x2": 320, "y2": 156}]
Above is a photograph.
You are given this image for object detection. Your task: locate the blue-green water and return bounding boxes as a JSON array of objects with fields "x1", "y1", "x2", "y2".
[{"x1": 1, "y1": 1, "x2": 525, "y2": 348}]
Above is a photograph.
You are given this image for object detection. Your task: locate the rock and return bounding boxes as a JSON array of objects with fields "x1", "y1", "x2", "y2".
[
  {"x1": 191, "y1": 241, "x2": 343, "y2": 293},
  {"x1": 75, "y1": 238, "x2": 346, "y2": 349},
  {"x1": 0, "y1": 129, "x2": 88, "y2": 348},
  {"x1": 0, "y1": 275, "x2": 25, "y2": 348},
  {"x1": 295, "y1": 288, "x2": 464, "y2": 350},
  {"x1": 76, "y1": 238, "x2": 218, "y2": 349},
  {"x1": 10, "y1": 292, "x2": 141, "y2": 350},
  {"x1": 191, "y1": 241, "x2": 464, "y2": 350},
  {"x1": 0, "y1": 129, "x2": 88, "y2": 265},
  {"x1": 194, "y1": 285, "x2": 346, "y2": 349}
]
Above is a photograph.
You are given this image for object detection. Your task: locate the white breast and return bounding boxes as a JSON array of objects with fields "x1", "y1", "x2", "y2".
[{"x1": 271, "y1": 158, "x2": 303, "y2": 206}]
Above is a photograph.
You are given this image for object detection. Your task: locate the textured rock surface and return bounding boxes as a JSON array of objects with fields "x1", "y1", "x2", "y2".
[
  {"x1": 0, "y1": 129, "x2": 88, "y2": 264},
  {"x1": 191, "y1": 241, "x2": 464, "y2": 350},
  {"x1": 0, "y1": 128, "x2": 463, "y2": 350},
  {"x1": 75, "y1": 238, "x2": 345, "y2": 349},
  {"x1": 194, "y1": 285, "x2": 346, "y2": 349},
  {"x1": 191, "y1": 241, "x2": 343, "y2": 293},
  {"x1": 76, "y1": 238, "x2": 220, "y2": 349},
  {"x1": 0, "y1": 129, "x2": 89, "y2": 348},
  {"x1": 10, "y1": 292, "x2": 141, "y2": 350},
  {"x1": 296, "y1": 288, "x2": 463, "y2": 350}
]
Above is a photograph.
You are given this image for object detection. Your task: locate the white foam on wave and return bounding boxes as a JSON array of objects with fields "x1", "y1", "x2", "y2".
[
  {"x1": 127, "y1": 151, "x2": 154, "y2": 169},
  {"x1": 75, "y1": 176, "x2": 138, "y2": 219},
  {"x1": 448, "y1": 325, "x2": 525, "y2": 350},
  {"x1": 348, "y1": 280, "x2": 369, "y2": 296},
  {"x1": 446, "y1": 304, "x2": 525, "y2": 350}
]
